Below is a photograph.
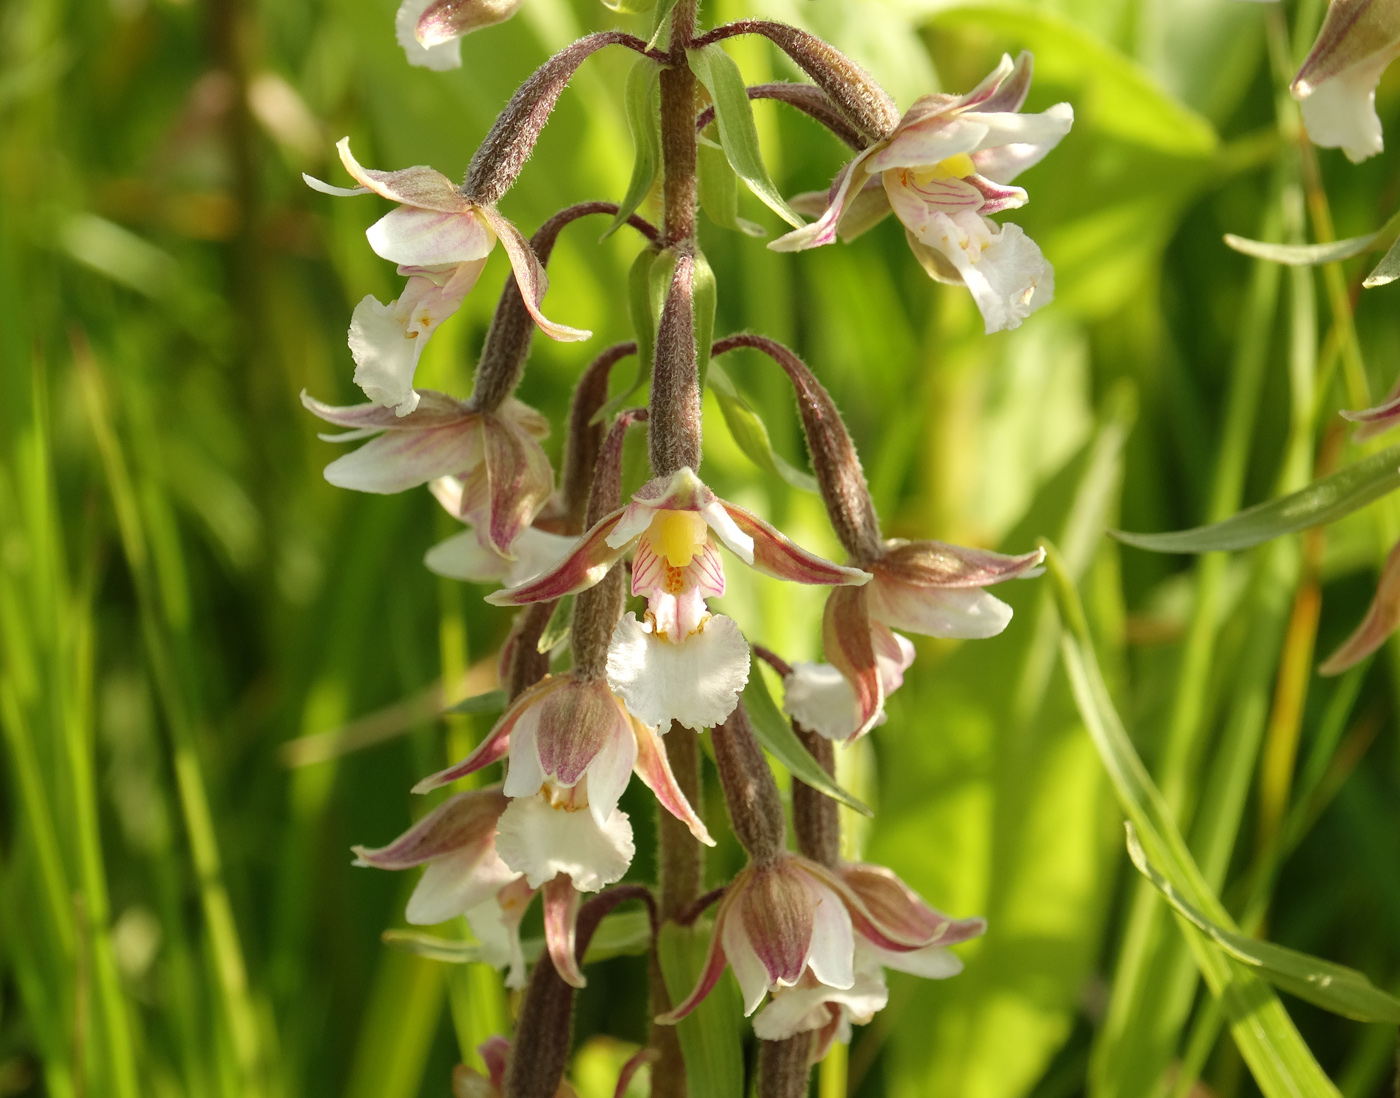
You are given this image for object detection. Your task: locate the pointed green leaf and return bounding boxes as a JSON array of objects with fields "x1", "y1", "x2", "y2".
[
  {"x1": 708, "y1": 363, "x2": 818, "y2": 492},
  {"x1": 604, "y1": 57, "x2": 662, "y2": 240},
  {"x1": 743, "y1": 661, "x2": 870, "y2": 815},
  {"x1": 443, "y1": 689, "x2": 507, "y2": 716},
  {"x1": 686, "y1": 44, "x2": 805, "y2": 229},
  {"x1": 646, "y1": 0, "x2": 678, "y2": 51},
  {"x1": 1126, "y1": 825, "x2": 1400, "y2": 1025},
  {"x1": 1112, "y1": 444, "x2": 1400, "y2": 553},
  {"x1": 1223, "y1": 232, "x2": 1380, "y2": 266},
  {"x1": 536, "y1": 594, "x2": 573, "y2": 654},
  {"x1": 594, "y1": 247, "x2": 666, "y2": 425},
  {"x1": 697, "y1": 135, "x2": 764, "y2": 237},
  {"x1": 693, "y1": 246, "x2": 717, "y2": 394},
  {"x1": 657, "y1": 920, "x2": 744, "y2": 1098},
  {"x1": 1364, "y1": 233, "x2": 1400, "y2": 287}
]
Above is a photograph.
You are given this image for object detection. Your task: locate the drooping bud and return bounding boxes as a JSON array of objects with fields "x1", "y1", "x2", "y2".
[
  {"x1": 417, "y1": 0, "x2": 524, "y2": 46},
  {"x1": 465, "y1": 33, "x2": 652, "y2": 205},
  {"x1": 1292, "y1": 0, "x2": 1400, "y2": 162},
  {"x1": 649, "y1": 252, "x2": 702, "y2": 479},
  {"x1": 712, "y1": 704, "x2": 788, "y2": 865},
  {"x1": 699, "y1": 22, "x2": 899, "y2": 143}
]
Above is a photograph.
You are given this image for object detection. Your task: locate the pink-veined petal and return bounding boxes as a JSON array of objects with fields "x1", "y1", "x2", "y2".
[
  {"x1": 395, "y1": 0, "x2": 463, "y2": 70},
  {"x1": 493, "y1": 876, "x2": 537, "y2": 988},
  {"x1": 413, "y1": 677, "x2": 563, "y2": 793},
  {"x1": 486, "y1": 509, "x2": 628, "y2": 605},
  {"x1": 424, "y1": 528, "x2": 511, "y2": 583},
  {"x1": 475, "y1": 205, "x2": 592, "y2": 342},
  {"x1": 501, "y1": 705, "x2": 546, "y2": 799},
  {"x1": 606, "y1": 614, "x2": 751, "y2": 732},
  {"x1": 866, "y1": 939, "x2": 964, "y2": 979},
  {"x1": 783, "y1": 662, "x2": 866, "y2": 742},
  {"x1": 416, "y1": 0, "x2": 526, "y2": 46},
  {"x1": 770, "y1": 145, "x2": 883, "y2": 252},
  {"x1": 830, "y1": 862, "x2": 987, "y2": 951},
  {"x1": 822, "y1": 587, "x2": 883, "y2": 740},
  {"x1": 1320, "y1": 539, "x2": 1400, "y2": 674},
  {"x1": 321, "y1": 419, "x2": 486, "y2": 495},
  {"x1": 334, "y1": 137, "x2": 472, "y2": 212},
  {"x1": 481, "y1": 411, "x2": 555, "y2": 556},
  {"x1": 655, "y1": 892, "x2": 736, "y2": 1023},
  {"x1": 735, "y1": 863, "x2": 815, "y2": 1001},
  {"x1": 969, "y1": 103, "x2": 1075, "y2": 183},
  {"x1": 478, "y1": 1034, "x2": 512, "y2": 1089},
  {"x1": 365, "y1": 206, "x2": 496, "y2": 268},
  {"x1": 866, "y1": 572, "x2": 1014, "y2": 639},
  {"x1": 542, "y1": 874, "x2": 586, "y2": 988},
  {"x1": 876, "y1": 539, "x2": 1045, "y2": 588},
  {"x1": 867, "y1": 117, "x2": 990, "y2": 173},
  {"x1": 631, "y1": 720, "x2": 715, "y2": 846},
  {"x1": 977, "y1": 51, "x2": 1033, "y2": 113},
  {"x1": 721, "y1": 502, "x2": 870, "y2": 587},
  {"x1": 352, "y1": 785, "x2": 508, "y2": 868}
]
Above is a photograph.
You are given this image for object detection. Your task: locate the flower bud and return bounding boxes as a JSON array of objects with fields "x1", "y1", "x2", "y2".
[
  {"x1": 712, "y1": 704, "x2": 788, "y2": 865},
  {"x1": 1292, "y1": 0, "x2": 1400, "y2": 162},
  {"x1": 649, "y1": 252, "x2": 702, "y2": 479}
]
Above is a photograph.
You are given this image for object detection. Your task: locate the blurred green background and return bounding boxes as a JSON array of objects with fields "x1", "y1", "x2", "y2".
[{"x1": 3, "y1": 0, "x2": 1399, "y2": 1094}]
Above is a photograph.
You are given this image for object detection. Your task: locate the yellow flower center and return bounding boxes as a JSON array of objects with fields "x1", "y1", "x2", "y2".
[
  {"x1": 911, "y1": 152, "x2": 977, "y2": 185},
  {"x1": 646, "y1": 509, "x2": 709, "y2": 568}
]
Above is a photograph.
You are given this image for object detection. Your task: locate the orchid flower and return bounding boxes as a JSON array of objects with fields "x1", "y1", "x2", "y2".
[
  {"x1": 352, "y1": 786, "x2": 535, "y2": 987},
  {"x1": 302, "y1": 391, "x2": 552, "y2": 556},
  {"x1": 412, "y1": 673, "x2": 712, "y2": 897},
  {"x1": 820, "y1": 539, "x2": 1045, "y2": 739},
  {"x1": 1291, "y1": 0, "x2": 1400, "y2": 163},
  {"x1": 772, "y1": 52, "x2": 1072, "y2": 334},
  {"x1": 782, "y1": 630, "x2": 915, "y2": 742},
  {"x1": 424, "y1": 474, "x2": 575, "y2": 587},
  {"x1": 487, "y1": 467, "x2": 869, "y2": 731},
  {"x1": 396, "y1": 0, "x2": 526, "y2": 71},
  {"x1": 305, "y1": 139, "x2": 588, "y2": 415},
  {"x1": 658, "y1": 855, "x2": 983, "y2": 1024}
]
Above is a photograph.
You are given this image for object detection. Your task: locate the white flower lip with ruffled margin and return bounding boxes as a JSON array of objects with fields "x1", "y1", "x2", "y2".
[
  {"x1": 395, "y1": 0, "x2": 526, "y2": 71},
  {"x1": 657, "y1": 855, "x2": 985, "y2": 1026},
  {"x1": 424, "y1": 475, "x2": 575, "y2": 587},
  {"x1": 1291, "y1": 0, "x2": 1400, "y2": 163},
  {"x1": 822, "y1": 538, "x2": 1045, "y2": 739},
  {"x1": 304, "y1": 138, "x2": 589, "y2": 414},
  {"x1": 782, "y1": 628, "x2": 914, "y2": 742},
  {"x1": 772, "y1": 51, "x2": 1072, "y2": 334},
  {"x1": 301, "y1": 393, "x2": 553, "y2": 557}
]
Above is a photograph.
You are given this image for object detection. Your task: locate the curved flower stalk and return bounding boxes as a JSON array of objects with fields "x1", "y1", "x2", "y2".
[
  {"x1": 1291, "y1": 0, "x2": 1400, "y2": 163},
  {"x1": 771, "y1": 52, "x2": 1073, "y2": 333},
  {"x1": 487, "y1": 466, "x2": 869, "y2": 730},
  {"x1": 352, "y1": 786, "x2": 536, "y2": 987},
  {"x1": 301, "y1": 391, "x2": 552, "y2": 556},
  {"x1": 656, "y1": 854, "x2": 983, "y2": 1024},
  {"x1": 305, "y1": 139, "x2": 589, "y2": 415},
  {"x1": 397, "y1": 0, "x2": 525, "y2": 71}
]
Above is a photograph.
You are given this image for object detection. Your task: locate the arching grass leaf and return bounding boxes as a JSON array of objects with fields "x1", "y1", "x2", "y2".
[
  {"x1": 536, "y1": 595, "x2": 573, "y2": 654},
  {"x1": 444, "y1": 690, "x2": 507, "y2": 716},
  {"x1": 708, "y1": 363, "x2": 818, "y2": 492},
  {"x1": 1364, "y1": 234, "x2": 1400, "y2": 287},
  {"x1": 1223, "y1": 232, "x2": 1380, "y2": 266},
  {"x1": 1112, "y1": 444, "x2": 1400, "y2": 553},
  {"x1": 697, "y1": 134, "x2": 764, "y2": 237}
]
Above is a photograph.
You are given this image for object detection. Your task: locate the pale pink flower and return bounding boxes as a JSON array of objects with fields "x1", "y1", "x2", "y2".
[
  {"x1": 487, "y1": 467, "x2": 869, "y2": 731},
  {"x1": 1291, "y1": 0, "x2": 1400, "y2": 162},
  {"x1": 302, "y1": 392, "x2": 552, "y2": 557},
  {"x1": 782, "y1": 629, "x2": 915, "y2": 742},
  {"x1": 306, "y1": 139, "x2": 588, "y2": 414},
  {"x1": 424, "y1": 475, "x2": 574, "y2": 588},
  {"x1": 773, "y1": 53, "x2": 1072, "y2": 334}
]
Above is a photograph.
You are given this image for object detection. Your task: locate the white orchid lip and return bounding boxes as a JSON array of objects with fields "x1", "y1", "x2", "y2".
[{"x1": 606, "y1": 613, "x2": 752, "y2": 732}]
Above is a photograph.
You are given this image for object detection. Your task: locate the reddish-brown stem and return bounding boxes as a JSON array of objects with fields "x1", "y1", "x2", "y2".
[{"x1": 792, "y1": 729, "x2": 840, "y2": 868}]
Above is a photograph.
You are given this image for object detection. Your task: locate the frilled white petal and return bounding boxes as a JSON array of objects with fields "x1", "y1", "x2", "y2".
[
  {"x1": 873, "y1": 628, "x2": 918, "y2": 696},
  {"x1": 867, "y1": 576, "x2": 1013, "y2": 639},
  {"x1": 395, "y1": 0, "x2": 463, "y2": 70},
  {"x1": 494, "y1": 795, "x2": 635, "y2": 892},
  {"x1": 501, "y1": 705, "x2": 546, "y2": 799},
  {"x1": 464, "y1": 897, "x2": 513, "y2": 969},
  {"x1": 424, "y1": 528, "x2": 511, "y2": 582},
  {"x1": 752, "y1": 967, "x2": 889, "y2": 1041},
  {"x1": 783, "y1": 662, "x2": 869, "y2": 742},
  {"x1": 1297, "y1": 50, "x2": 1395, "y2": 162},
  {"x1": 721, "y1": 906, "x2": 779, "y2": 1015},
  {"x1": 404, "y1": 846, "x2": 519, "y2": 925},
  {"x1": 582, "y1": 716, "x2": 639, "y2": 827},
  {"x1": 865, "y1": 940, "x2": 964, "y2": 979},
  {"x1": 912, "y1": 211, "x2": 1053, "y2": 334},
  {"x1": 348, "y1": 294, "x2": 423, "y2": 415},
  {"x1": 606, "y1": 614, "x2": 750, "y2": 732},
  {"x1": 366, "y1": 207, "x2": 495, "y2": 268},
  {"x1": 805, "y1": 882, "x2": 856, "y2": 992}
]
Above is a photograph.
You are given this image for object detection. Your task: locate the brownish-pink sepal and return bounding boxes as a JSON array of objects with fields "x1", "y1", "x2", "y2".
[
  {"x1": 1292, "y1": 0, "x2": 1400, "y2": 95},
  {"x1": 413, "y1": 677, "x2": 563, "y2": 793},
  {"x1": 329, "y1": 137, "x2": 474, "y2": 213},
  {"x1": 1340, "y1": 387, "x2": 1400, "y2": 441},
  {"x1": 1320, "y1": 538, "x2": 1400, "y2": 674},
  {"x1": 352, "y1": 785, "x2": 508, "y2": 869},
  {"x1": 655, "y1": 880, "x2": 744, "y2": 1024},
  {"x1": 542, "y1": 873, "x2": 586, "y2": 988},
  {"x1": 479, "y1": 1036, "x2": 511, "y2": 1089},
  {"x1": 612, "y1": 1047, "x2": 659, "y2": 1098},
  {"x1": 481, "y1": 412, "x2": 554, "y2": 557},
  {"x1": 822, "y1": 587, "x2": 883, "y2": 740},
  {"x1": 302, "y1": 388, "x2": 473, "y2": 431},
  {"x1": 819, "y1": 861, "x2": 986, "y2": 952},
  {"x1": 722, "y1": 502, "x2": 871, "y2": 587},
  {"x1": 739, "y1": 861, "x2": 818, "y2": 987},
  {"x1": 486, "y1": 509, "x2": 627, "y2": 606},
  {"x1": 632, "y1": 721, "x2": 715, "y2": 846},
  {"x1": 874, "y1": 539, "x2": 1045, "y2": 589},
  {"x1": 475, "y1": 205, "x2": 591, "y2": 343}
]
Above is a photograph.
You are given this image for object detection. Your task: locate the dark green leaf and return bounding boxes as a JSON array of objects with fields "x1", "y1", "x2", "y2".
[
  {"x1": 708, "y1": 363, "x2": 818, "y2": 492},
  {"x1": 536, "y1": 595, "x2": 573, "y2": 654},
  {"x1": 1112, "y1": 444, "x2": 1400, "y2": 553},
  {"x1": 1126, "y1": 825, "x2": 1400, "y2": 1023},
  {"x1": 594, "y1": 247, "x2": 665, "y2": 424},
  {"x1": 1364, "y1": 233, "x2": 1400, "y2": 287},
  {"x1": 697, "y1": 135, "x2": 764, "y2": 237},
  {"x1": 604, "y1": 57, "x2": 661, "y2": 240},
  {"x1": 686, "y1": 44, "x2": 805, "y2": 228},
  {"x1": 693, "y1": 247, "x2": 717, "y2": 393},
  {"x1": 444, "y1": 689, "x2": 507, "y2": 716},
  {"x1": 657, "y1": 920, "x2": 744, "y2": 1098},
  {"x1": 743, "y1": 661, "x2": 870, "y2": 815}
]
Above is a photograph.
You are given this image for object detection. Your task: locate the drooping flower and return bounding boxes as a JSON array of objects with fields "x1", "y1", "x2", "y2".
[
  {"x1": 658, "y1": 855, "x2": 983, "y2": 1024},
  {"x1": 772, "y1": 52, "x2": 1072, "y2": 334},
  {"x1": 822, "y1": 539, "x2": 1045, "y2": 739},
  {"x1": 1320, "y1": 538, "x2": 1400, "y2": 674},
  {"x1": 782, "y1": 630, "x2": 915, "y2": 742},
  {"x1": 424, "y1": 475, "x2": 575, "y2": 587},
  {"x1": 352, "y1": 786, "x2": 535, "y2": 987},
  {"x1": 413, "y1": 673, "x2": 712, "y2": 897},
  {"x1": 396, "y1": 0, "x2": 526, "y2": 71},
  {"x1": 487, "y1": 467, "x2": 869, "y2": 731},
  {"x1": 305, "y1": 139, "x2": 588, "y2": 415},
  {"x1": 1291, "y1": 0, "x2": 1400, "y2": 163},
  {"x1": 302, "y1": 391, "x2": 552, "y2": 556}
]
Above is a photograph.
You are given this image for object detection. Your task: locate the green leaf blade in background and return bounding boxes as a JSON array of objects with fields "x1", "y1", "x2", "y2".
[
  {"x1": 657, "y1": 922, "x2": 744, "y2": 1098},
  {"x1": 708, "y1": 362, "x2": 818, "y2": 492},
  {"x1": 605, "y1": 57, "x2": 662, "y2": 240}
]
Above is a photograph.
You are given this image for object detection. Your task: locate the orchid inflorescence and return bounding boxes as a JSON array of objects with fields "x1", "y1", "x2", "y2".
[{"x1": 304, "y1": 1, "x2": 1071, "y2": 1093}]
